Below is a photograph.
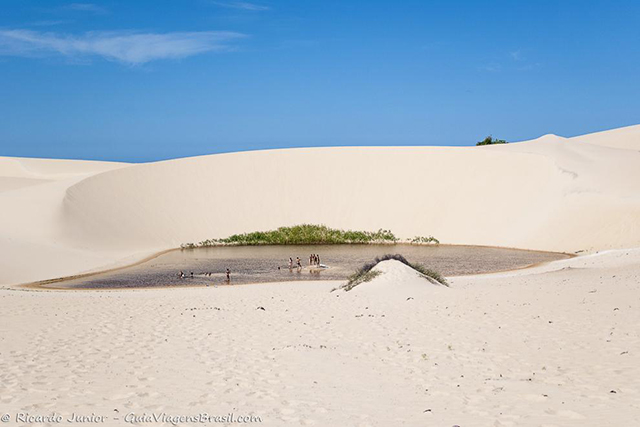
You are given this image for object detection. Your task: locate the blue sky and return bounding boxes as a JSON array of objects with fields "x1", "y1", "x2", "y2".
[{"x1": 1, "y1": 0, "x2": 639, "y2": 162}]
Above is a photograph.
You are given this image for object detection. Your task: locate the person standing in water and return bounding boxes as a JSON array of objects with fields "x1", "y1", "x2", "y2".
[
  {"x1": 226, "y1": 268, "x2": 230, "y2": 281},
  {"x1": 289, "y1": 257, "x2": 293, "y2": 270}
]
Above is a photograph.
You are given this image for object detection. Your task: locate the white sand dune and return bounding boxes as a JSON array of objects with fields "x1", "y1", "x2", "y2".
[
  {"x1": 572, "y1": 124, "x2": 640, "y2": 150},
  {"x1": 2, "y1": 125, "x2": 640, "y2": 286},
  {"x1": 0, "y1": 157, "x2": 127, "y2": 285},
  {"x1": 344, "y1": 259, "x2": 446, "y2": 300},
  {"x1": 2, "y1": 125, "x2": 640, "y2": 426},
  {"x1": 62, "y1": 136, "x2": 639, "y2": 255}
]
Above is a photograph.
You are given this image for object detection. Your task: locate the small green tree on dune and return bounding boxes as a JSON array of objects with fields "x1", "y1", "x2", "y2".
[{"x1": 476, "y1": 135, "x2": 508, "y2": 146}]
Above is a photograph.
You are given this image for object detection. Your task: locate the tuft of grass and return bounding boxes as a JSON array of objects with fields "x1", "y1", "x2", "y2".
[
  {"x1": 339, "y1": 253, "x2": 447, "y2": 291},
  {"x1": 182, "y1": 224, "x2": 400, "y2": 248},
  {"x1": 342, "y1": 270, "x2": 382, "y2": 291},
  {"x1": 410, "y1": 264, "x2": 447, "y2": 285},
  {"x1": 410, "y1": 235, "x2": 440, "y2": 244}
]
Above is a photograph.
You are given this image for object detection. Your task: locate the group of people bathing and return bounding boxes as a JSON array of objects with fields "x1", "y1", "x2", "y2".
[
  {"x1": 286, "y1": 254, "x2": 322, "y2": 272},
  {"x1": 178, "y1": 253, "x2": 324, "y2": 282}
]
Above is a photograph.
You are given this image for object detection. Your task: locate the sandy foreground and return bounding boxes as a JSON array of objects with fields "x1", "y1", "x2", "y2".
[
  {"x1": 1, "y1": 251, "x2": 639, "y2": 426},
  {"x1": 1, "y1": 125, "x2": 640, "y2": 426}
]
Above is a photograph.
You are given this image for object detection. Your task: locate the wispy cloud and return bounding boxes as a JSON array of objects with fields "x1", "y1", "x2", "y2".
[
  {"x1": 211, "y1": 1, "x2": 270, "y2": 11},
  {"x1": 29, "y1": 20, "x2": 74, "y2": 27},
  {"x1": 64, "y1": 3, "x2": 109, "y2": 14},
  {"x1": 509, "y1": 50, "x2": 542, "y2": 71},
  {"x1": 0, "y1": 29, "x2": 246, "y2": 65},
  {"x1": 478, "y1": 63, "x2": 501, "y2": 72},
  {"x1": 517, "y1": 62, "x2": 541, "y2": 71}
]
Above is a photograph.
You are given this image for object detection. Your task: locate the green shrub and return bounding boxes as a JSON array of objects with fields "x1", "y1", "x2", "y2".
[
  {"x1": 476, "y1": 136, "x2": 508, "y2": 146},
  {"x1": 410, "y1": 236, "x2": 440, "y2": 244},
  {"x1": 182, "y1": 224, "x2": 400, "y2": 247}
]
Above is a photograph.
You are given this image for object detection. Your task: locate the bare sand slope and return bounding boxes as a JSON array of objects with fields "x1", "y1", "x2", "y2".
[
  {"x1": 0, "y1": 157, "x2": 128, "y2": 285},
  {"x1": 0, "y1": 156, "x2": 125, "y2": 192},
  {"x1": 571, "y1": 123, "x2": 640, "y2": 150},
  {"x1": 1, "y1": 248, "x2": 638, "y2": 426},
  {"x1": 1, "y1": 125, "x2": 640, "y2": 285},
  {"x1": 61, "y1": 127, "x2": 640, "y2": 252}
]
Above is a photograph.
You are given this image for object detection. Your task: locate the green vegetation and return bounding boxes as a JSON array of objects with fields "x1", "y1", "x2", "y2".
[
  {"x1": 341, "y1": 270, "x2": 382, "y2": 291},
  {"x1": 411, "y1": 235, "x2": 440, "y2": 244},
  {"x1": 340, "y1": 253, "x2": 447, "y2": 291},
  {"x1": 181, "y1": 224, "x2": 400, "y2": 248},
  {"x1": 476, "y1": 135, "x2": 508, "y2": 146},
  {"x1": 412, "y1": 265, "x2": 447, "y2": 286}
]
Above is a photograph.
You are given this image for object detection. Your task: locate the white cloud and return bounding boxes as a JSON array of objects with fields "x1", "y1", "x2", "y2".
[
  {"x1": 0, "y1": 29, "x2": 246, "y2": 65},
  {"x1": 211, "y1": 1, "x2": 270, "y2": 11},
  {"x1": 29, "y1": 20, "x2": 74, "y2": 27},
  {"x1": 479, "y1": 63, "x2": 501, "y2": 72},
  {"x1": 518, "y1": 62, "x2": 541, "y2": 71}
]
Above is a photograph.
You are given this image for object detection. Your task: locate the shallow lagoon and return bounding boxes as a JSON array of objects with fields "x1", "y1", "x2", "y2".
[{"x1": 55, "y1": 244, "x2": 570, "y2": 289}]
